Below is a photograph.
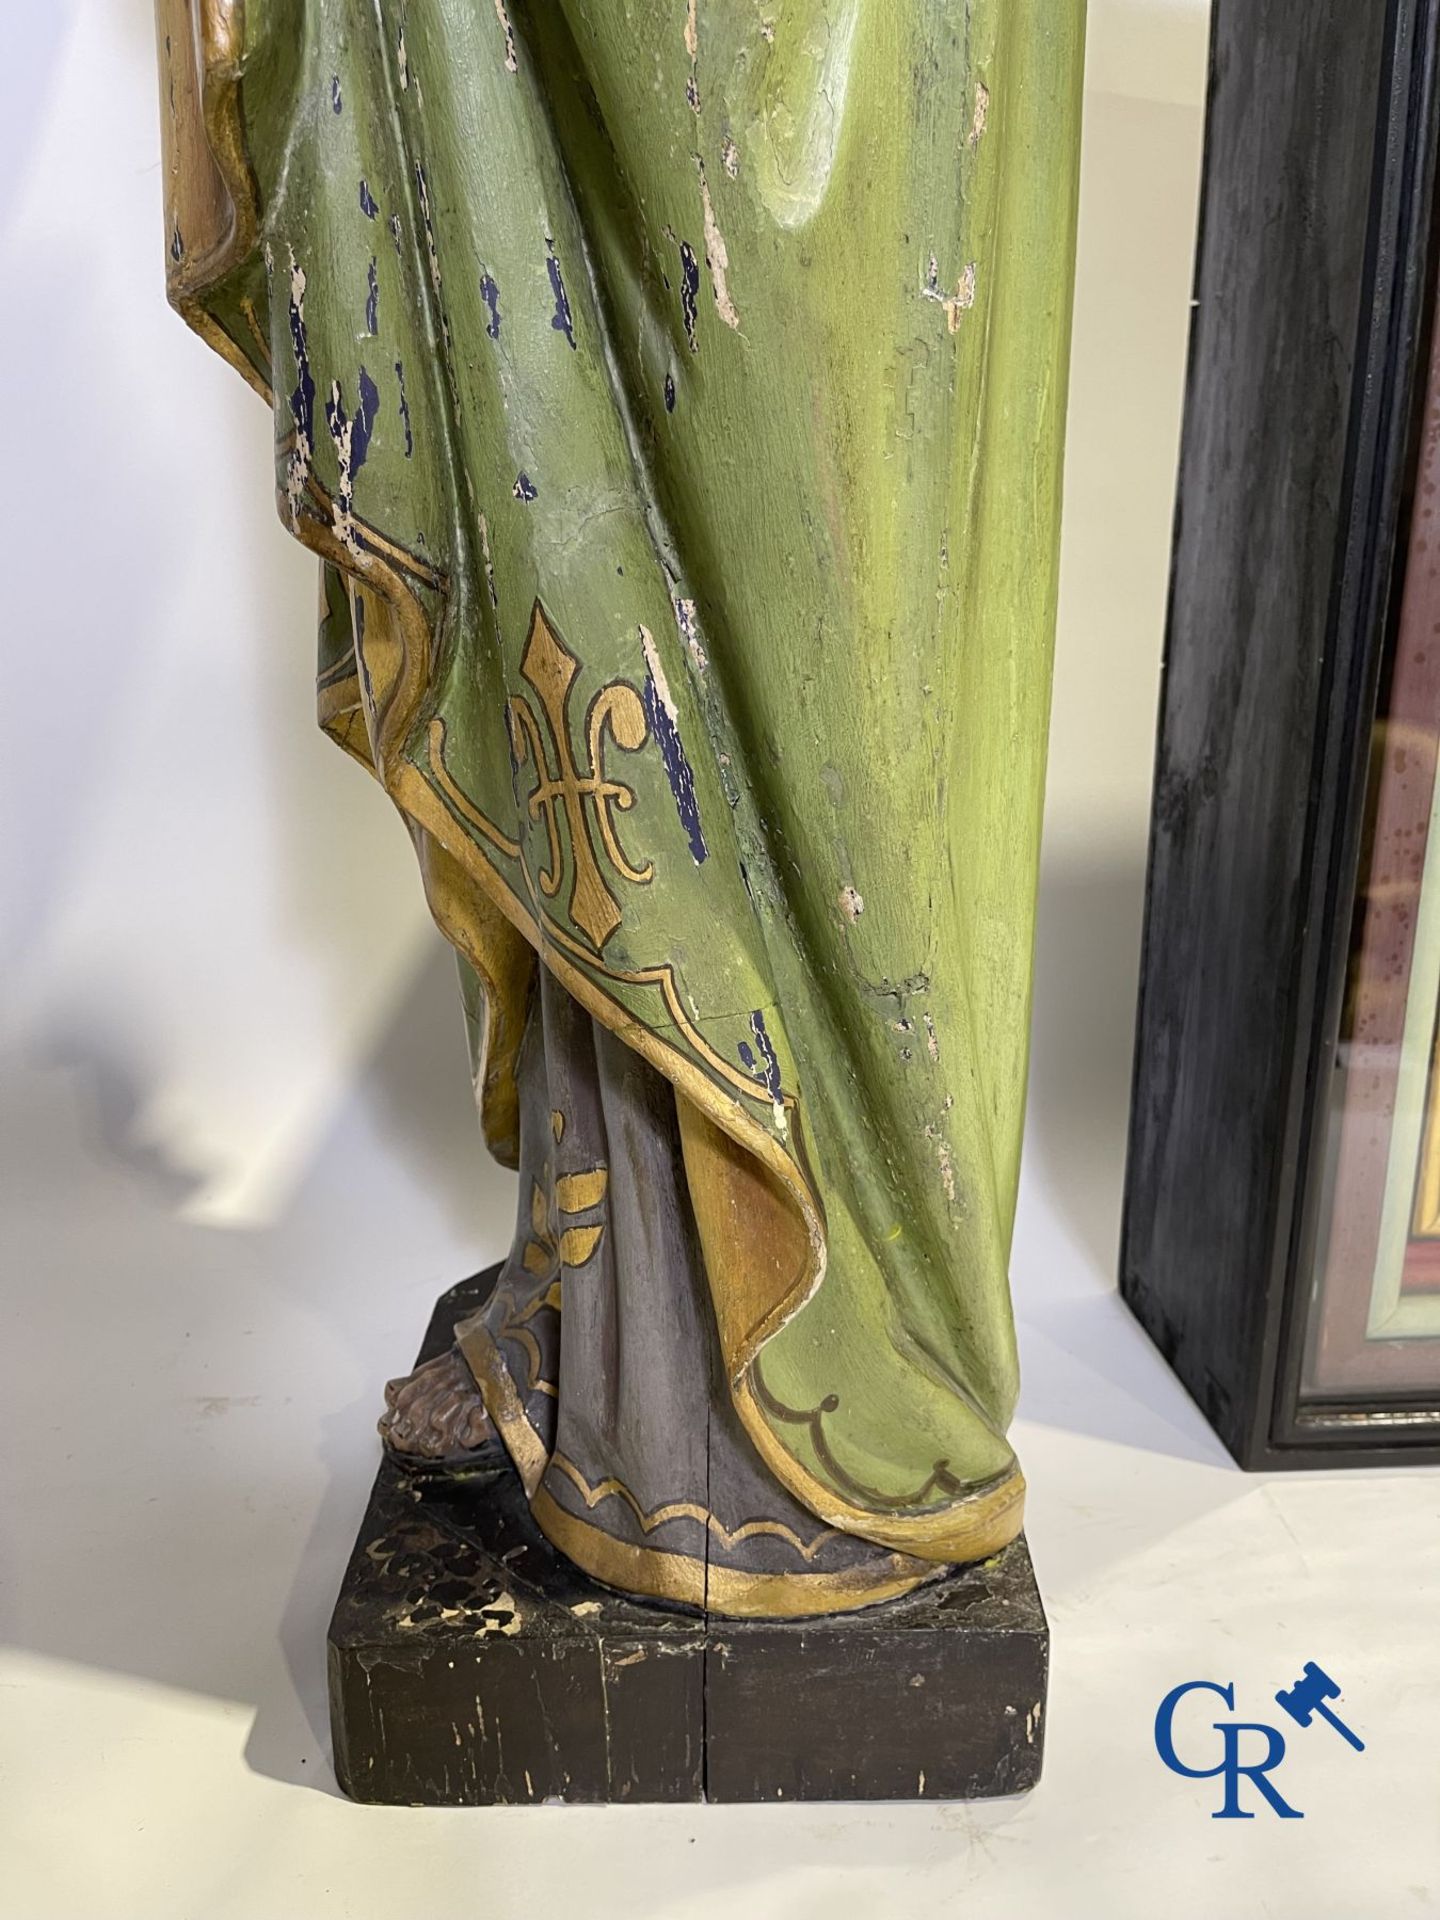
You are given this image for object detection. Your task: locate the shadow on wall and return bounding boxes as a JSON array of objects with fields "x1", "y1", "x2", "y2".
[
  {"x1": 1025, "y1": 50, "x2": 1210, "y2": 1284},
  {"x1": 1009, "y1": 853, "x2": 1233, "y2": 1470},
  {"x1": 0, "y1": 939, "x2": 514, "y2": 1795},
  {"x1": 1025, "y1": 854, "x2": 1149, "y2": 1285},
  {"x1": 1, "y1": 0, "x2": 436, "y2": 1234},
  {"x1": 1046, "y1": 76, "x2": 1205, "y2": 871}
]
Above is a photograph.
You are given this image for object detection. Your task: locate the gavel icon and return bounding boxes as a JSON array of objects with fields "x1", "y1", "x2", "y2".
[{"x1": 1274, "y1": 1662, "x2": 1365, "y2": 1752}]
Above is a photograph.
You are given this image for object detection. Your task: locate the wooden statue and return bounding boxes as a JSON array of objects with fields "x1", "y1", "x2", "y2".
[{"x1": 156, "y1": 0, "x2": 1084, "y2": 1632}]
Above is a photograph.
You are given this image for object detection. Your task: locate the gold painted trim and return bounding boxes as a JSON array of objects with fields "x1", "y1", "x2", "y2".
[
  {"x1": 323, "y1": 494, "x2": 443, "y2": 590},
  {"x1": 498, "y1": 1313, "x2": 551, "y2": 1397},
  {"x1": 491, "y1": 1274, "x2": 560, "y2": 1399},
  {"x1": 425, "y1": 718, "x2": 522, "y2": 859},
  {"x1": 240, "y1": 292, "x2": 271, "y2": 370},
  {"x1": 321, "y1": 708, "x2": 374, "y2": 773},
  {"x1": 557, "y1": 1225, "x2": 604, "y2": 1266},
  {"x1": 316, "y1": 652, "x2": 359, "y2": 693},
  {"x1": 410, "y1": 832, "x2": 530, "y2": 1169},
  {"x1": 453, "y1": 1310, "x2": 548, "y2": 1498},
  {"x1": 556, "y1": 1169, "x2": 608, "y2": 1211},
  {"x1": 530, "y1": 1484, "x2": 935, "y2": 1620},
  {"x1": 412, "y1": 734, "x2": 799, "y2": 1114},
  {"x1": 507, "y1": 1277, "x2": 563, "y2": 1320},
  {"x1": 329, "y1": 563, "x2": 429, "y2": 780},
  {"x1": 419, "y1": 720, "x2": 797, "y2": 1109},
  {"x1": 734, "y1": 1388, "x2": 1027, "y2": 1561},
  {"x1": 155, "y1": 0, "x2": 270, "y2": 398},
  {"x1": 546, "y1": 1450, "x2": 843, "y2": 1563},
  {"x1": 316, "y1": 667, "x2": 362, "y2": 731}
]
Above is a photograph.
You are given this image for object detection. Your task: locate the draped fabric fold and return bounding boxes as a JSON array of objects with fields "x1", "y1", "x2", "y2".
[{"x1": 156, "y1": 0, "x2": 1084, "y2": 1607}]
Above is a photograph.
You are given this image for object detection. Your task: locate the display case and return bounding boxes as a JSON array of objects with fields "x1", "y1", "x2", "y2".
[{"x1": 1121, "y1": 0, "x2": 1440, "y2": 1465}]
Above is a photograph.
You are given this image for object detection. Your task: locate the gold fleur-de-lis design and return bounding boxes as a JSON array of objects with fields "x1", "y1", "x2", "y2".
[
  {"x1": 522, "y1": 1157, "x2": 609, "y2": 1277},
  {"x1": 507, "y1": 601, "x2": 651, "y2": 951}
]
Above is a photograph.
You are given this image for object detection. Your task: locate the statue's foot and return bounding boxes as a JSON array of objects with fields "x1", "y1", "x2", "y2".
[{"x1": 378, "y1": 1346, "x2": 500, "y2": 1472}]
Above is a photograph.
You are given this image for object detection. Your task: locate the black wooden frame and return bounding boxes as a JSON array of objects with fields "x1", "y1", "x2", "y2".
[{"x1": 1120, "y1": 0, "x2": 1440, "y2": 1467}]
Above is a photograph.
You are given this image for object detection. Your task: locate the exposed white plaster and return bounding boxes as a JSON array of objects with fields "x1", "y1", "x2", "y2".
[{"x1": 697, "y1": 161, "x2": 741, "y2": 330}]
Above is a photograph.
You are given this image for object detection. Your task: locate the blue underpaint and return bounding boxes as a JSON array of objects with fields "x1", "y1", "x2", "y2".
[
  {"x1": 738, "y1": 1039, "x2": 757, "y2": 1070},
  {"x1": 679, "y1": 242, "x2": 700, "y2": 352},
  {"x1": 365, "y1": 258, "x2": 379, "y2": 335},
  {"x1": 394, "y1": 359, "x2": 414, "y2": 456},
  {"x1": 513, "y1": 472, "x2": 537, "y2": 501},
  {"x1": 353, "y1": 366, "x2": 380, "y2": 472},
  {"x1": 480, "y1": 272, "x2": 501, "y2": 339},
  {"x1": 664, "y1": 371, "x2": 677, "y2": 413},
  {"x1": 288, "y1": 274, "x2": 315, "y2": 453},
  {"x1": 323, "y1": 385, "x2": 348, "y2": 456},
  {"x1": 331, "y1": 74, "x2": 343, "y2": 113},
  {"x1": 546, "y1": 246, "x2": 576, "y2": 349},
  {"x1": 324, "y1": 384, "x2": 350, "y2": 513},
  {"x1": 749, "y1": 1011, "x2": 782, "y2": 1102},
  {"x1": 324, "y1": 369, "x2": 381, "y2": 529},
  {"x1": 641, "y1": 672, "x2": 708, "y2": 864},
  {"x1": 360, "y1": 178, "x2": 379, "y2": 219}
]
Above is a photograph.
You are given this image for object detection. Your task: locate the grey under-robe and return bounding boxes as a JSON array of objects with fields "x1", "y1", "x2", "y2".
[{"x1": 455, "y1": 970, "x2": 917, "y2": 1608}]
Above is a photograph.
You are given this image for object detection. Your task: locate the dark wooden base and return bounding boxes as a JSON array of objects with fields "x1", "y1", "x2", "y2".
[{"x1": 327, "y1": 1269, "x2": 1049, "y2": 1804}]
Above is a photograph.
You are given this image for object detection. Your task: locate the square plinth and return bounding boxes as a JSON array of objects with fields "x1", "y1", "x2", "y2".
[{"x1": 327, "y1": 1271, "x2": 1049, "y2": 1804}]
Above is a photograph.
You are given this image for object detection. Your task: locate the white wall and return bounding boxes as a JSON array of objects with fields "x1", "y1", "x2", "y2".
[
  {"x1": 0, "y1": 0, "x2": 1210, "y2": 1224},
  {"x1": 0, "y1": 2, "x2": 436, "y2": 1225},
  {"x1": 1052, "y1": 0, "x2": 1210, "y2": 864}
]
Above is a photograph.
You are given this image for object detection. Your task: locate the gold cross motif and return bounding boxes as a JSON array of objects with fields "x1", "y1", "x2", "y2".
[{"x1": 507, "y1": 602, "x2": 651, "y2": 950}]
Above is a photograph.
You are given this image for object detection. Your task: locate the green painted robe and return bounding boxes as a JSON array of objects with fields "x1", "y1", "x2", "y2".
[{"x1": 158, "y1": 0, "x2": 1084, "y2": 1605}]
